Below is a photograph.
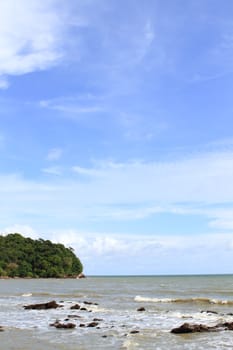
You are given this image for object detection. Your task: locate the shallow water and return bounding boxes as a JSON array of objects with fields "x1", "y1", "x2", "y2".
[{"x1": 1, "y1": 275, "x2": 233, "y2": 349}]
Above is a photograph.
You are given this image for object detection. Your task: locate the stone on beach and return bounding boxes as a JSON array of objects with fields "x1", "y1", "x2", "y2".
[
  {"x1": 137, "y1": 307, "x2": 146, "y2": 312},
  {"x1": 171, "y1": 322, "x2": 233, "y2": 334},
  {"x1": 50, "y1": 321, "x2": 76, "y2": 329},
  {"x1": 24, "y1": 300, "x2": 60, "y2": 310},
  {"x1": 70, "y1": 304, "x2": 80, "y2": 310}
]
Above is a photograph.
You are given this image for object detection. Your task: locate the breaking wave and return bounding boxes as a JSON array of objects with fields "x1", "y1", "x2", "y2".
[{"x1": 134, "y1": 296, "x2": 233, "y2": 305}]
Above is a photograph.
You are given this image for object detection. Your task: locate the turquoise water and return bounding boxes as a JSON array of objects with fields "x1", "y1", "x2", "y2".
[{"x1": 0, "y1": 275, "x2": 233, "y2": 349}]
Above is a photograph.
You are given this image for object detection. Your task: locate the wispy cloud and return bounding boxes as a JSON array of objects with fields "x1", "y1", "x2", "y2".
[
  {"x1": 42, "y1": 166, "x2": 62, "y2": 176},
  {"x1": 1, "y1": 149, "x2": 233, "y2": 230},
  {"x1": 72, "y1": 166, "x2": 104, "y2": 177},
  {"x1": 46, "y1": 148, "x2": 63, "y2": 161}
]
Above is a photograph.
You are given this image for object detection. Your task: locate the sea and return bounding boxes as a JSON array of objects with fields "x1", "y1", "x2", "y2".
[{"x1": 0, "y1": 275, "x2": 233, "y2": 349}]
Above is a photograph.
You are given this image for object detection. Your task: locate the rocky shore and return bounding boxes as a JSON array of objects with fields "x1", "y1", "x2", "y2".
[{"x1": 16, "y1": 300, "x2": 233, "y2": 338}]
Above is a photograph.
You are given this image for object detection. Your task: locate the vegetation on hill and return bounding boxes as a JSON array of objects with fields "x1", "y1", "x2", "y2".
[{"x1": 0, "y1": 233, "x2": 83, "y2": 278}]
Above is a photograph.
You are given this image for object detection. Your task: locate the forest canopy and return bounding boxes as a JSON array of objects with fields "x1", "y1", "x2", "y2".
[{"x1": 0, "y1": 233, "x2": 83, "y2": 278}]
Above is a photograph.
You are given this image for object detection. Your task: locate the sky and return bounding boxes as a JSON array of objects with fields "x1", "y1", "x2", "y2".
[{"x1": 1, "y1": 0, "x2": 233, "y2": 275}]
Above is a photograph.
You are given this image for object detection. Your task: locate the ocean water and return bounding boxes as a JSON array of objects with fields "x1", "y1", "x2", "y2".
[{"x1": 0, "y1": 275, "x2": 233, "y2": 349}]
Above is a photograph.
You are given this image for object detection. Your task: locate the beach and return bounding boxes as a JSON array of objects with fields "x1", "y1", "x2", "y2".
[{"x1": 0, "y1": 275, "x2": 233, "y2": 349}]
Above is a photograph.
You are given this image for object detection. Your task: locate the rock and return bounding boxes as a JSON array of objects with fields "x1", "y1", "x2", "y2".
[
  {"x1": 50, "y1": 320, "x2": 76, "y2": 329},
  {"x1": 79, "y1": 323, "x2": 85, "y2": 327},
  {"x1": 67, "y1": 314, "x2": 81, "y2": 318},
  {"x1": 87, "y1": 322, "x2": 99, "y2": 327},
  {"x1": 77, "y1": 273, "x2": 86, "y2": 279},
  {"x1": 70, "y1": 304, "x2": 80, "y2": 310},
  {"x1": 93, "y1": 318, "x2": 103, "y2": 321},
  {"x1": 171, "y1": 322, "x2": 233, "y2": 334},
  {"x1": 80, "y1": 307, "x2": 87, "y2": 311},
  {"x1": 171, "y1": 323, "x2": 211, "y2": 334},
  {"x1": 0, "y1": 326, "x2": 4, "y2": 332},
  {"x1": 222, "y1": 322, "x2": 233, "y2": 330},
  {"x1": 130, "y1": 330, "x2": 140, "y2": 334},
  {"x1": 137, "y1": 307, "x2": 146, "y2": 312},
  {"x1": 83, "y1": 301, "x2": 99, "y2": 305},
  {"x1": 24, "y1": 300, "x2": 60, "y2": 310}
]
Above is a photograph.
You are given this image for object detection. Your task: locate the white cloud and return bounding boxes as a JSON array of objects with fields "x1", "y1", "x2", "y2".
[
  {"x1": 42, "y1": 166, "x2": 62, "y2": 176},
  {"x1": 72, "y1": 166, "x2": 104, "y2": 177},
  {"x1": 46, "y1": 148, "x2": 63, "y2": 161},
  {"x1": 48, "y1": 229, "x2": 233, "y2": 275},
  {"x1": 1, "y1": 149, "x2": 233, "y2": 232},
  {"x1": 2, "y1": 224, "x2": 38, "y2": 239},
  {"x1": 0, "y1": 0, "x2": 69, "y2": 82},
  {"x1": 39, "y1": 98, "x2": 104, "y2": 120}
]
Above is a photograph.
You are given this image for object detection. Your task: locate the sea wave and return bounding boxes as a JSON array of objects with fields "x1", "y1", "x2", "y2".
[{"x1": 134, "y1": 296, "x2": 233, "y2": 305}]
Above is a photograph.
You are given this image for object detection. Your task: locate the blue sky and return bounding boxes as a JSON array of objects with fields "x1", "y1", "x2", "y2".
[{"x1": 1, "y1": 0, "x2": 233, "y2": 275}]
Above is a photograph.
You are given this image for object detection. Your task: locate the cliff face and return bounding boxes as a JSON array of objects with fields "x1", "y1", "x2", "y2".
[{"x1": 0, "y1": 233, "x2": 83, "y2": 278}]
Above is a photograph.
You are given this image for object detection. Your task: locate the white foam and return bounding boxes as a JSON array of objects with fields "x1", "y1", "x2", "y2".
[{"x1": 135, "y1": 296, "x2": 172, "y2": 303}]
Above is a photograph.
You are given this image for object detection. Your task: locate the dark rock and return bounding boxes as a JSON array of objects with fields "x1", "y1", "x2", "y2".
[
  {"x1": 79, "y1": 323, "x2": 85, "y2": 327},
  {"x1": 24, "y1": 300, "x2": 60, "y2": 310},
  {"x1": 222, "y1": 322, "x2": 233, "y2": 330},
  {"x1": 70, "y1": 304, "x2": 80, "y2": 310},
  {"x1": 0, "y1": 326, "x2": 4, "y2": 332},
  {"x1": 50, "y1": 321, "x2": 76, "y2": 329},
  {"x1": 171, "y1": 323, "x2": 211, "y2": 334},
  {"x1": 87, "y1": 322, "x2": 99, "y2": 327},
  {"x1": 130, "y1": 330, "x2": 140, "y2": 334},
  {"x1": 80, "y1": 307, "x2": 87, "y2": 311},
  {"x1": 171, "y1": 322, "x2": 233, "y2": 334},
  {"x1": 102, "y1": 335, "x2": 108, "y2": 338},
  {"x1": 67, "y1": 314, "x2": 81, "y2": 318},
  {"x1": 137, "y1": 307, "x2": 146, "y2": 312},
  {"x1": 93, "y1": 318, "x2": 103, "y2": 322},
  {"x1": 83, "y1": 301, "x2": 99, "y2": 305}
]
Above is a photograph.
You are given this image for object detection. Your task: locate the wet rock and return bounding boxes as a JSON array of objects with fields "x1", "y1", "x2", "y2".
[
  {"x1": 137, "y1": 307, "x2": 146, "y2": 312},
  {"x1": 70, "y1": 304, "x2": 80, "y2": 310},
  {"x1": 93, "y1": 318, "x2": 103, "y2": 322},
  {"x1": 80, "y1": 307, "x2": 87, "y2": 311},
  {"x1": 24, "y1": 300, "x2": 60, "y2": 310},
  {"x1": 0, "y1": 326, "x2": 4, "y2": 332},
  {"x1": 50, "y1": 321, "x2": 76, "y2": 329},
  {"x1": 171, "y1": 323, "x2": 211, "y2": 334},
  {"x1": 171, "y1": 322, "x2": 233, "y2": 334},
  {"x1": 67, "y1": 314, "x2": 81, "y2": 318},
  {"x1": 83, "y1": 301, "x2": 99, "y2": 305},
  {"x1": 102, "y1": 335, "x2": 108, "y2": 338},
  {"x1": 87, "y1": 322, "x2": 99, "y2": 327},
  {"x1": 130, "y1": 330, "x2": 140, "y2": 334},
  {"x1": 222, "y1": 322, "x2": 233, "y2": 330},
  {"x1": 79, "y1": 323, "x2": 85, "y2": 327}
]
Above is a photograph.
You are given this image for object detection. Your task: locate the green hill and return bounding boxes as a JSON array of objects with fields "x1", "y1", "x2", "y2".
[{"x1": 0, "y1": 233, "x2": 83, "y2": 278}]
